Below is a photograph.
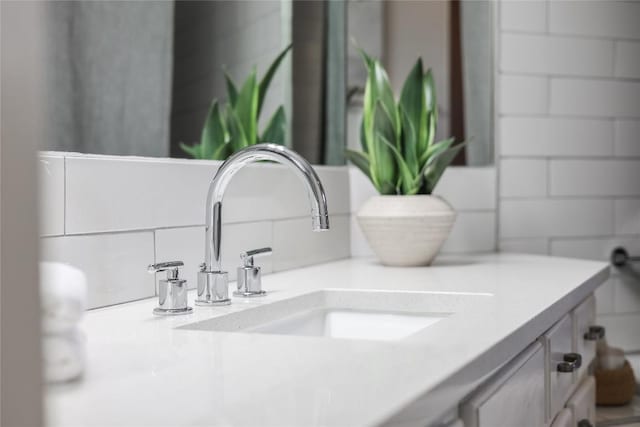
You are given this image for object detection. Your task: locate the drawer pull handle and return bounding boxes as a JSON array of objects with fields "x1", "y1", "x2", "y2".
[
  {"x1": 584, "y1": 325, "x2": 605, "y2": 341},
  {"x1": 577, "y1": 419, "x2": 593, "y2": 427},
  {"x1": 557, "y1": 352, "x2": 582, "y2": 372},
  {"x1": 563, "y1": 352, "x2": 582, "y2": 368},
  {"x1": 557, "y1": 361, "x2": 574, "y2": 373}
]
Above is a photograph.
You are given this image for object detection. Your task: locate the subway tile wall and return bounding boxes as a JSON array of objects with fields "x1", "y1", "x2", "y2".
[
  {"x1": 497, "y1": 0, "x2": 640, "y2": 351},
  {"x1": 38, "y1": 152, "x2": 351, "y2": 309}
]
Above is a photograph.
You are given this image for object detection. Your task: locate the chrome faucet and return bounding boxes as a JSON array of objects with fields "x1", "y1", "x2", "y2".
[{"x1": 196, "y1": 143, "x2": 330, "y2": 306}]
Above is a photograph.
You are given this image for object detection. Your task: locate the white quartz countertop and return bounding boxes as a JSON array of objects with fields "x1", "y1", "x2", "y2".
[{"x1": 46, "y1": 254, "x2": 608, "y2": 427}]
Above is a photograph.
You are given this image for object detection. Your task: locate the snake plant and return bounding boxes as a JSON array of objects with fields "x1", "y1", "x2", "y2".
[
  {"x1": 346, "y1": 50, "x2": 466, "y2": 195},
  {"x1": 181, "y1": 45, "x2": 292, "y2": 160}
]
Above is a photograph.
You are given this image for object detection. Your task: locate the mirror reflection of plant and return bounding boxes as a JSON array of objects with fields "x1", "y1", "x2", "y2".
[
  {"x1": 181, "y1": 45, "x2": 292, "y2": 160},
  {"x1": 346, "y1": 49, "x2": 466, "y2": 195}
]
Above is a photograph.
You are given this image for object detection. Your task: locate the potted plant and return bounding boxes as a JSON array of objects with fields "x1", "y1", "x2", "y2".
[
  {"x1": 346, "y1": 50, "x2": 465, "y2": 266},
  {"x1": 181, "y1": 45, "x2": 291, "y2": 160}
]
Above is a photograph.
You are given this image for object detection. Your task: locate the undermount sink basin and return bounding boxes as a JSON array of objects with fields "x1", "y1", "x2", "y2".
[{"x1": 181, "y1": 289, "x2": 490, "y2": 342}]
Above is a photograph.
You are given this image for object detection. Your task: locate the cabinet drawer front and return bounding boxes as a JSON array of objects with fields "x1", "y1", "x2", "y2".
[
  {"x1": 566, "y1": 376, "x2": 596, "y2": 426},
  {"x1": 544, "y1": 314, "x2": 575, "y2": 419},
  {"x1": 462, "y1": 342, "x2": 545, "y2": 427},
  {"x1": 550, "y1": 408, "x2": 573, "y2": 427},
  {"x1": 573, "y1": 295, "x2": 596, "y2": 381}
]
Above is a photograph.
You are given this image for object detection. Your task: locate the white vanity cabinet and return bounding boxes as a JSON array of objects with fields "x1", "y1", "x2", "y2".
[{"x1": 460, "y1": 295, "x2": 599, "y2": 427}]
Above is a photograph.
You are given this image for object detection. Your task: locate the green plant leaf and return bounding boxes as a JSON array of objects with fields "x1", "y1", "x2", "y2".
[
  {"x1": 235, "y1": 69, "x2": 259, "y2": 145},
  {"x1": 419, "y1": 136, "x2": 454, "y2": 166},
  {"x1": 224, "y1": 71, "x2": 238, "y2": 107},
  {"x1": 422, "y1": 140, "x2": 466, "y2": 194},
  {"x1": 362, "y1": 55, "x2": 400, "y2": 146},
  {"x1": 423, "y1": 69, "x2": 438, "y2": 149},
  {"x1": 379, "y1": 132, "x2": 420, "y2": 195},
  {"x1": 399, "y1": 58, "x2": 428, "y2": 157},
  {"x1": 345, "y1": 149, "x2": 372, "y2": 181},
  {"x1": 258, "y1": 44, "x2": 292, "y2": 116},
  {"x1": 212, "y1": 141, "x2": 231, "y2": 160},
  {"x1": 226, "y1": 105, "x2": 249, "y2": 151},
  {"x1": 200, "y1": 100, "x2": 226, "y2": 160},
  {"x1": 260, "y1": 106, "x2": 286, "y2": 145},
  {"x1": 399, "y1": 106, "x2": 419, "y2": 176},
  {"x1": 180, "y1": 142, "x2": 202, "y2": 159},
  {"x1": 369, "y1": 101, "x2": 397, "y2": 193}
]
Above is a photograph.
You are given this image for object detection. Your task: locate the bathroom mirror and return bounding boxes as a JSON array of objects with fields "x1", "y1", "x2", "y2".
[{"x1": 40, "y1": 0, "x2": 494, "y2": 166}]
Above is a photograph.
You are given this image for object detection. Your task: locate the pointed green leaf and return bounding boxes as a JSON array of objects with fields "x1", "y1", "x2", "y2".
[
  {"x1": 345, "y1": 149, "x2": 372, "y2": 181},
  {"x1": 423, "y1": 69, "x2": 438, "y2": 149},
  {"x1": 362, "y1": 56, "x2": 400, "y2": 146},
  {"x1": 226, "y1": 105, "x2": 249, "y2": 151},
  {"x1": 260, "y1": 106, "x2": 286, "y2": 145},
  {"x1": 422, "y1": 141, "x2": 466, "y2": 194},
  {"x1": 419, "y1": 136, "x2": 454, "y2": 167},
  {"x1": 378, "y1": 132, "x2": 419, "y2": 195},
  {"x1": 235, "y1": 70, "x2": 259, "y2": 145},
  {"x1": 399, "y1": 58, "x2": 428, "y2": 156},
  {"x1": 258, "y1": 44, "x2": 292, "y2": 116},
  {"x1": 224, "y1": 71, "x2": 238, "y2": 107},
  {"x1": 200, "y1": 100, "x2": 226, "y2": 160},
  {"x1": 368, "y1": 101, "x2": 397, "y2": 192},
  {"x1": 399, "y1": 107, "x2": 419, "y2": 175}
]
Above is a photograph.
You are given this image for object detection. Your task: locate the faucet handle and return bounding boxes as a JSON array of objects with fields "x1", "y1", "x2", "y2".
[
  {"x1": 235, "y1": 248, "x2": 271, "y2": 297},
  {"x1": 148, "y1": 261, "x2": 184, "y2": 280},
  {"x1": 240, "y1": 247, "x2": 272, "y2": 267},
  {"x1": 147, "y1": 261, "x2": 192, "y2": 316}
]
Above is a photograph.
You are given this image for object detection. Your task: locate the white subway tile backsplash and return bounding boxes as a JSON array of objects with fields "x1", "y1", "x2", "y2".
[
  {"x1": 499, "y1": 238, "x2": 549, "y2": 255},
  {"x1": 272, "y1": 215, "x2": 350, "y2": 272},
  {"x1": 499, "y1": 75, "x2": 548, "y2": 115},
  {"x1": 615, "y1": 199, "x2": 640, "y2": 235},
  {"x1": 441, "y1": 212, "x2": 496, "y2": 253},
  {"x1": 615, "y1": 41, "x2": 640, "y2": 79},
  {"x1": 500, "y1": 199, "x2": 613, "y2": 238},
  {"x1": 38, "y1": 154, "x2": 65, "y2": 236},
  {"x1": 550, "y1": 159, "x2": 640, "y2": 197},
  {"x1": 40, "y1": 232, "x2": 155, "y2": 309},
  {"x1": 614, "y1": 120, "x2": 640, "y2": 157},
  {"x1": 435, "y1": 167, "x2": 497, "y2": 211},
  {"x1": 501, "y1": 34, "x2": 614, "y2": 77},
  {"x1": 550, "y1": 1, "x2": 640, "y2": 40},
  {"x1": 500, "y1": 159, "x2": 547, "y2": 198},
  {"x1": 550, "y1": 78, "x2": 640, "y2": 118},
  {"x1": 65, "y1": 154, "x2": 349, "y2": 234},
  {"x1": 65, "y1": 156, "x2": 217, "y2": 234},
  {"x1": 348, "y1": 166, "x2": 377, "y2": 213},
  {"x1": 500, "y1": 0, "x2": 546, "y2": 33},
  {"x1": 500, "y1": 117, "x2": 613, "y2": 157}
]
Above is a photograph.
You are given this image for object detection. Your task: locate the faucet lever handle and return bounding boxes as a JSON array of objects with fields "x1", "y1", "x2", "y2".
[
  {"x1": 240, "y1": 247, "x2": 272, "y2": 267},
  {"x1": 148, "y1": 261, "x2": 184, "y2": 280}
]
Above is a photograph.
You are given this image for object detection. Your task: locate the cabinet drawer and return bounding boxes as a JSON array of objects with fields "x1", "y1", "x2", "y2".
[
  {"x1": 549, "y1": 408, "x2": 573, "y2": 427},
  {"x1": 542, "y1": 314, "x2": 575, "y2": 419},
  {"x1": 461, "y1": 342, "x2": 545, "y2": 427},
  {"x1": 573, "y1": 295, "x2": 597, "y2": 381},
  {"x1": 566, "y1": 376, "x2": 596, "y2": 427}
]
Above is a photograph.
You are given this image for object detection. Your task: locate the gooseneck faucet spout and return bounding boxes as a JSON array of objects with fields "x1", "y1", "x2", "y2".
[{"x1": 196, "y1": 143, "x2": 329, "y2": 306}]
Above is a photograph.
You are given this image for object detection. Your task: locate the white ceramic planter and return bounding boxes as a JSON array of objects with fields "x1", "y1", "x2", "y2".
[{"x1": 356, "y1": 195, "x2": 456, "y2": 267}]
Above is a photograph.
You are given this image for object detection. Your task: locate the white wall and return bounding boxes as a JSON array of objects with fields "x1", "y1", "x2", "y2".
[
  {"x1": 497, "y1": 0, "x2": 640, "y2": 351},
  {"x1": 39, "y1": 152, "x2": 350, "y2": 309}
]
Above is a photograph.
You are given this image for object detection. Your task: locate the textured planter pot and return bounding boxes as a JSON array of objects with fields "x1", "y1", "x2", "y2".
[{"x1": 356, "y1": 195, "x2": 456, "y2": 267}]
